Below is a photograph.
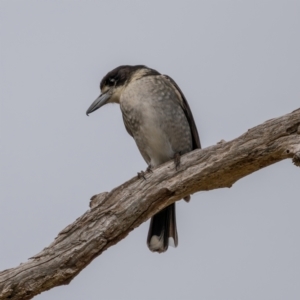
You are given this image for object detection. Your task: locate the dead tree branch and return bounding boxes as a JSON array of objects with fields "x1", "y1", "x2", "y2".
[{"x1": 0, "y1": 108, "x2": 299, "y2": 300}]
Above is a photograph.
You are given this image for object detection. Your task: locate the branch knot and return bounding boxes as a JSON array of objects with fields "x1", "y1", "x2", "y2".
[
  {"x1": 90, "y1": 192, "x2": 109, "y2": 208},
  {"x1": 292, "y1": 152, "x2": 300, "y2": 167}
]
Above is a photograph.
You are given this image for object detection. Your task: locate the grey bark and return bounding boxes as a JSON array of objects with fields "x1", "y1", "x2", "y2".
[{"x1": 0, "y1": 108, "x2": 300, "y2": 300}]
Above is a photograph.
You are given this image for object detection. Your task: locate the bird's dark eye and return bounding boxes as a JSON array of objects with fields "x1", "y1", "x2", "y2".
[{"x1": 107, "y1": 78, "x2": 116, "y2": 85}]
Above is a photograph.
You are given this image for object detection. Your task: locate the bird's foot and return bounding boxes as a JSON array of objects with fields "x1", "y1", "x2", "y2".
[
  {"x1": 146, "y1": 165, "x2": 153, "y2": 173},
  {"x1": 138, "y1": 165, "x2": 153, "y2": 180},
  {"x1": 174, "y1": 152, "x2": 181, "y2": 170},
  {"x1": 137, "y1": 171, "x2": 146, "y2": 180}
]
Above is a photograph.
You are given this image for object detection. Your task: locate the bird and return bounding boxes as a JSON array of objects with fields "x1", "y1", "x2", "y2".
[{"x1": 86, "y1": 65, "x2": 201, "y2": 253}]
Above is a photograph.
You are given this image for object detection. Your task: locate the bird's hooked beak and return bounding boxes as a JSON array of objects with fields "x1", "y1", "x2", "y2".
[{"x1": 86, "y1": 92, "x2": 111, "y2": 116}]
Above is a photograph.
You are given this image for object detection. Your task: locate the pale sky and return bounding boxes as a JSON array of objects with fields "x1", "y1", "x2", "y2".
[{"x1": 1, "y1": 1, "x2": 300, "y2": 299}]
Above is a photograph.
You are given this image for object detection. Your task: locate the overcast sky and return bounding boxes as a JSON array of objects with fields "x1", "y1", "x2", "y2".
[{"x1": 1, "y1": 1, "x2": 300, "y2": 299}]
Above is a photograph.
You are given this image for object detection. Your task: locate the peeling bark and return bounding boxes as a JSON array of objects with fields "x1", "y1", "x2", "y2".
[{"x1": 0, "y1": 108, "x2": 299, "y2": 300}]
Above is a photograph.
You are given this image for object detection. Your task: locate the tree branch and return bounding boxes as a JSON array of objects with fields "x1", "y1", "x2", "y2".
[{"x1": 1, "y1": 108, "x2": 299, "y2": 300}]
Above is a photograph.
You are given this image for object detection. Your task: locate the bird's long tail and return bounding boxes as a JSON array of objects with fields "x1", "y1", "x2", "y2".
[{"x1": 147, "y1": 203, "x2": 178, "y2": 253}]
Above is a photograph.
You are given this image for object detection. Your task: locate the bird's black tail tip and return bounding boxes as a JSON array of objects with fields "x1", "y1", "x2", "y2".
[{"x1": 147, "y1": 203, "x2": 178, "y2": 253}]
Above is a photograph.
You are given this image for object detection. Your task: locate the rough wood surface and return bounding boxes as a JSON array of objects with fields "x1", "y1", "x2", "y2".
[{"x1": 0, "y1": 108, "x2": 299, "y2": 300}]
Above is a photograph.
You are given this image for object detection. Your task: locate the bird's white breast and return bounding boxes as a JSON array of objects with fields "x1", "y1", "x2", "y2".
[{"x1": 120, "y1": 76, "x2": 192, "y2": 167}]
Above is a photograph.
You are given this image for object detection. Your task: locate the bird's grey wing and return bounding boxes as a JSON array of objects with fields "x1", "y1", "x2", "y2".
[{"x1": 163, "y1": 75, "x2": 201, "y2": 149}]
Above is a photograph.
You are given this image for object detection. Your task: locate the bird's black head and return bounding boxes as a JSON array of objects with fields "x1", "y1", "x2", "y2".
[
  {"x1": 86, "y1": 65, "x2": 160, "y2": 115},
  {"x1": 100, "y1": 65, "x2": 148, "y2": 90}
]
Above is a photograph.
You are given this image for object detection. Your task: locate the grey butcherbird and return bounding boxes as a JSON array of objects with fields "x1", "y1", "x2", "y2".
[{"x1": 86, "y1": 65, "x2": 201, "y2": 253}]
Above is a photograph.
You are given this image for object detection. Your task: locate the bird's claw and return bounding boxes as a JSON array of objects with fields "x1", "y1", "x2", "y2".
[
  {"x1": 138, "y1": 165, "x2": 153, "y2": 180},
  {"x1": 146, "y1": 165, "x2": 153, "y2": 173},
  {"x1": 137, "y1": 171, "x2": 146, "y2": 180}
]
